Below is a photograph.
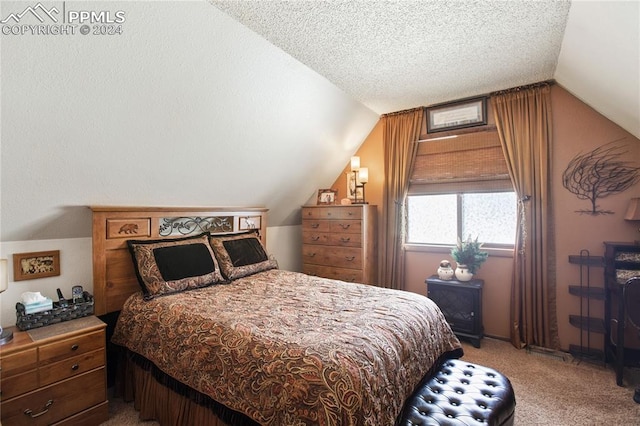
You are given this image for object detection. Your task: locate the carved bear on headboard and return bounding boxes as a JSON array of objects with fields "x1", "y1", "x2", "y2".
[{"x1": 118, "y1": 223, "x2": 139, "y2": 234}]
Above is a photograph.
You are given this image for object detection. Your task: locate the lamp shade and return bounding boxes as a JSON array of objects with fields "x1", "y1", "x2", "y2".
[
  {"x1": 350, "y1": 156, "x2": 360, "y2": 171},
  {"x1": 0, "y1": 259, "x2": 7, "y2": 293},
  {"x1": 358, "y1": 167, "x2": 369, "y2": 183},
  {"x1": 625, "y1": 198, "x2": 640, "y2": 221}
]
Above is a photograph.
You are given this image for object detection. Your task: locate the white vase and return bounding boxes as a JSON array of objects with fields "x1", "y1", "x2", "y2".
[
  {"x1": 437, "y1": 265, "x2": 455, "y2": 280},
  {"x1": 455, "y1": 264, "x2": 473, "y2": 281}
]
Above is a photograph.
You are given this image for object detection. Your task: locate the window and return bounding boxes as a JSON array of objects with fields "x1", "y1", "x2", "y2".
[
  {"x1": 406, "y1": 192, "x2": 517, "y2": 246},
  {"x1": 406, "y1": 129, "x2": 517, "y2": 247}
]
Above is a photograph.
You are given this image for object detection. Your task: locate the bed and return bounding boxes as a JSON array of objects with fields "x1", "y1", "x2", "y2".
[{"x1": 91, "y1": 206, "x2": 463, "y2": 425}]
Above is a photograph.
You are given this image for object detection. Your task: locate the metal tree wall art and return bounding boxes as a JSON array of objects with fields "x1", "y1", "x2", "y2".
[{"x1": 562, "y1": 140, "x2": 640, "y2": 215}]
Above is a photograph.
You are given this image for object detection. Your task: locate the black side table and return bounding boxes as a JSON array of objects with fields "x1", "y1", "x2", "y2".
[{"x1": 426, "y1": 275, "x2": 484, "y2": 348}]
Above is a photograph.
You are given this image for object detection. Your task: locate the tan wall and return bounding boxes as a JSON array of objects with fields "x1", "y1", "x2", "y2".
[
  {"x1": 332, "y1": 85, "x2": 640, "y2": 350},
  {"x1": 552, "y1": 86, "x2": 640, "y2": 351},
  {"x1": 332, "y1": 120, "x2": 386, "y2": 279}
]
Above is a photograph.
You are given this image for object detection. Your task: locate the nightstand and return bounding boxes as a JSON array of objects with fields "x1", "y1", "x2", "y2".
[
  {"x1": 0, "y1": 316, "x2": 108, "y2": 425},
  {"x1": 426, "y1": 275, "x2": 484, "y2": 348}
]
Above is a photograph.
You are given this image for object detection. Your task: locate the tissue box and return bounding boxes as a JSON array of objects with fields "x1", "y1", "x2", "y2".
[
  {"x1": 23, "y1": 298, "x2": 53, "y2": 315},
  {"x1": 15, "y1": 294, "x2": 94, "y2": 331}
]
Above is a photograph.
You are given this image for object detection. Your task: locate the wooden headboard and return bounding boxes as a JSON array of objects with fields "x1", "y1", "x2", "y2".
[{"x1": 90, "y1": 206, "x2": 268, "y2": 316}]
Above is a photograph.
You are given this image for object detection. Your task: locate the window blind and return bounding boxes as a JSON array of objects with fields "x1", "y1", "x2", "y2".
[{"x1": 409, "y1": 130, "x2": 512, "y2": 195}]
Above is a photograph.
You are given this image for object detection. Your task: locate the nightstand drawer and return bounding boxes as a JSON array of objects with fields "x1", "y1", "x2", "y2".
[
  {"x1": 1, "y1": 369, "x2": 39, "y2": 400},
  {"x1": 1, "y1": 368, "x2": 105, "y2": 426},
  {"x1": 302, "y1": 245, "x2": 362, "y2": 269},
  {"x1": 39, "y1": 348, "x2": 104, "y2": 387},
  {"x1": 1, "y1": 347, "x2": 37, "y2": 376},
  {"x1": 39, "y1": 330, "x2": 104, "y2": 365}
]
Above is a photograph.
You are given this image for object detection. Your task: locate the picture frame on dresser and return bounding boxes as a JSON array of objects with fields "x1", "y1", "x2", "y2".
[{"x1": 317, "y1": 189, "x2": 338, "y2": 205}]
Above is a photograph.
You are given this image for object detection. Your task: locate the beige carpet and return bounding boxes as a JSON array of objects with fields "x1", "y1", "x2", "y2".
[
  {"x1": 101, "y1": 338, "x2": 640, "y2": 425},
  {"x1": 462, "y1": 338, "x2": 640, "y2": 425}
]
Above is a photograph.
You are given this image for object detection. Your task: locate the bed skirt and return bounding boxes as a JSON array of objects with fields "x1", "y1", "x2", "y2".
[
  {"x1": 116, "y1": 348, "x2": 259, "y2": 426},
  {"x1": 115, "y1": 346, "x2": 464, "y2": 426}
]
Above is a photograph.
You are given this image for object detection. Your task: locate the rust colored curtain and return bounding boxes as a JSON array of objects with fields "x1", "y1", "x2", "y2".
[
  {"x1": 380, "y1": 108, "x2": 424, "y2": 290},
  {"x1": 491, "y1": 83, "x2": 559, "y2": 349}
]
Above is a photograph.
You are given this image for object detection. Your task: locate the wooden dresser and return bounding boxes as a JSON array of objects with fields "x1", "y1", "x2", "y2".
[
  {"x1": 0, "y1": 316, "x2": 108, "y2": 425},
  {"x1": 302, "y1": 204, "x2": 377, "y2": 285}
]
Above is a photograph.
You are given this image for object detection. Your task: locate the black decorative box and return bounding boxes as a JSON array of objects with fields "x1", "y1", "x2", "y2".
[{"x1": 15, "y1": 294, "x2": 94, "y2": 331}]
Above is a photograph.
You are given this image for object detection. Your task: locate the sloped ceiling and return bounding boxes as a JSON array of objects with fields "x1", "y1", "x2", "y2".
[
  {"x1": 0, "y1": 1, "x2": 379, "y2": 241},
  {"x1": 210, "y1": 0, "x2": 640, "y2": 139},
  {"x1": 555, "y1": 1, "x2": 639, "y2": 139}
]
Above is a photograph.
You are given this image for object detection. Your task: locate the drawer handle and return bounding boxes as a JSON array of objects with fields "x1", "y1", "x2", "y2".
[
  {"x1": 71, "y1": 344, "x2": 79, "y2": 351},
  {"x1": 340, "y1": 237, "x2": 351, "y2": 242},
  {"x1": 24, "y1": 400, "x2": 54, "y2": 418},
  {"x1": 311, "y1": 236, "x2": 320, "y2": 241},
  {"x1": 307, "y1": 253, "x2": 316, "y2": 257},
  {"x1": 345, "y1": 256, "x2": 356, "y2": 261},
  {"x1": 340, "y1": 224, "x2": 351, "y2": 229},
  {"x1": 71, "y1": 364, "x2": 79, "y2": 371},
  {"x1": 311, "y1": 223, "x2": 320, "y2": 229}
]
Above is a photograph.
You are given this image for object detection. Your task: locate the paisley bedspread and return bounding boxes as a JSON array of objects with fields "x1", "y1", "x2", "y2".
[{"x1": 112, "y1": 269, "x2": 462, "y2": 425}]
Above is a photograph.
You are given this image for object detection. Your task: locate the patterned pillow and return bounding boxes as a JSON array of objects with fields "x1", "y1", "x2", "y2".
[
  {"x1": 209, "y1": 232, "x2": 278, "y2": 280},
  {"x1": 127, "y1": 233, "x2": 225, "y2": 299}
]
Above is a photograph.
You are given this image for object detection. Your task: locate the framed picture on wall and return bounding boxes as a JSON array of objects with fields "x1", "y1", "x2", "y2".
[
  {"x1": 13, "y1": 250, "x2": 61, "y2": 281},
  {"x1": 317, "y1": 189, "x2": 338, "y2": 205},
  {"x1": 427, "y1": 97, "x2": 487, "y2": 133}
]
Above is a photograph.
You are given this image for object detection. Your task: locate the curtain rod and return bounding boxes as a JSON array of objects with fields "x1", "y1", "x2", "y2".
[
  {"x1": 490, "y1": 80, "x2": 555, "y2": 96},
  {"x1": 380, "y1": 106, "x2": 423, "y2": 118},
  {"x1": 382, "y1": 80, "x2": 556, "y2": 116}
]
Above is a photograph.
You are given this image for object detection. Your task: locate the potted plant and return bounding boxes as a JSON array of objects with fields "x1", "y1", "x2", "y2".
[{"x1": 451, "y1": 236, "x2": 489, "y2": 281}]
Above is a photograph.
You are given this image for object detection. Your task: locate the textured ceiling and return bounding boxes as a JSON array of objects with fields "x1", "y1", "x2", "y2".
[{"x1": 209, "y1": 0, "x2": 571, "y2": 114}]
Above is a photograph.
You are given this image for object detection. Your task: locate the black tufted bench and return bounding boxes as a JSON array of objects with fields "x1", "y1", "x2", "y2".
[{"x1": 397, "y1": 359, "x2": 516, "y2": 426}]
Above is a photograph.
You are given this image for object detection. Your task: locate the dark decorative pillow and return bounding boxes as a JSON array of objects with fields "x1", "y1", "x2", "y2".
[
  {"x1": 209, "y1": 231, "x2": 278, "y2": 280},
  {"x1": 127, "y1": 233, "x2": 225, "y2": 299}
]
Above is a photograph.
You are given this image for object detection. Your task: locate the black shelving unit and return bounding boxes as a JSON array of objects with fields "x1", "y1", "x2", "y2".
[{"x1": 568, "y1": 250, "x2": 605, "y2": 364}]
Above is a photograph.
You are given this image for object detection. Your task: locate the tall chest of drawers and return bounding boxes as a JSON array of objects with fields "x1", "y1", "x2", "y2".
[
  {"x1": 302, "y1": 205, "x2": 377, "y2": 285},
  {"x1": 0, "y1": 316, "x2": 108, "y2": 425}
]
